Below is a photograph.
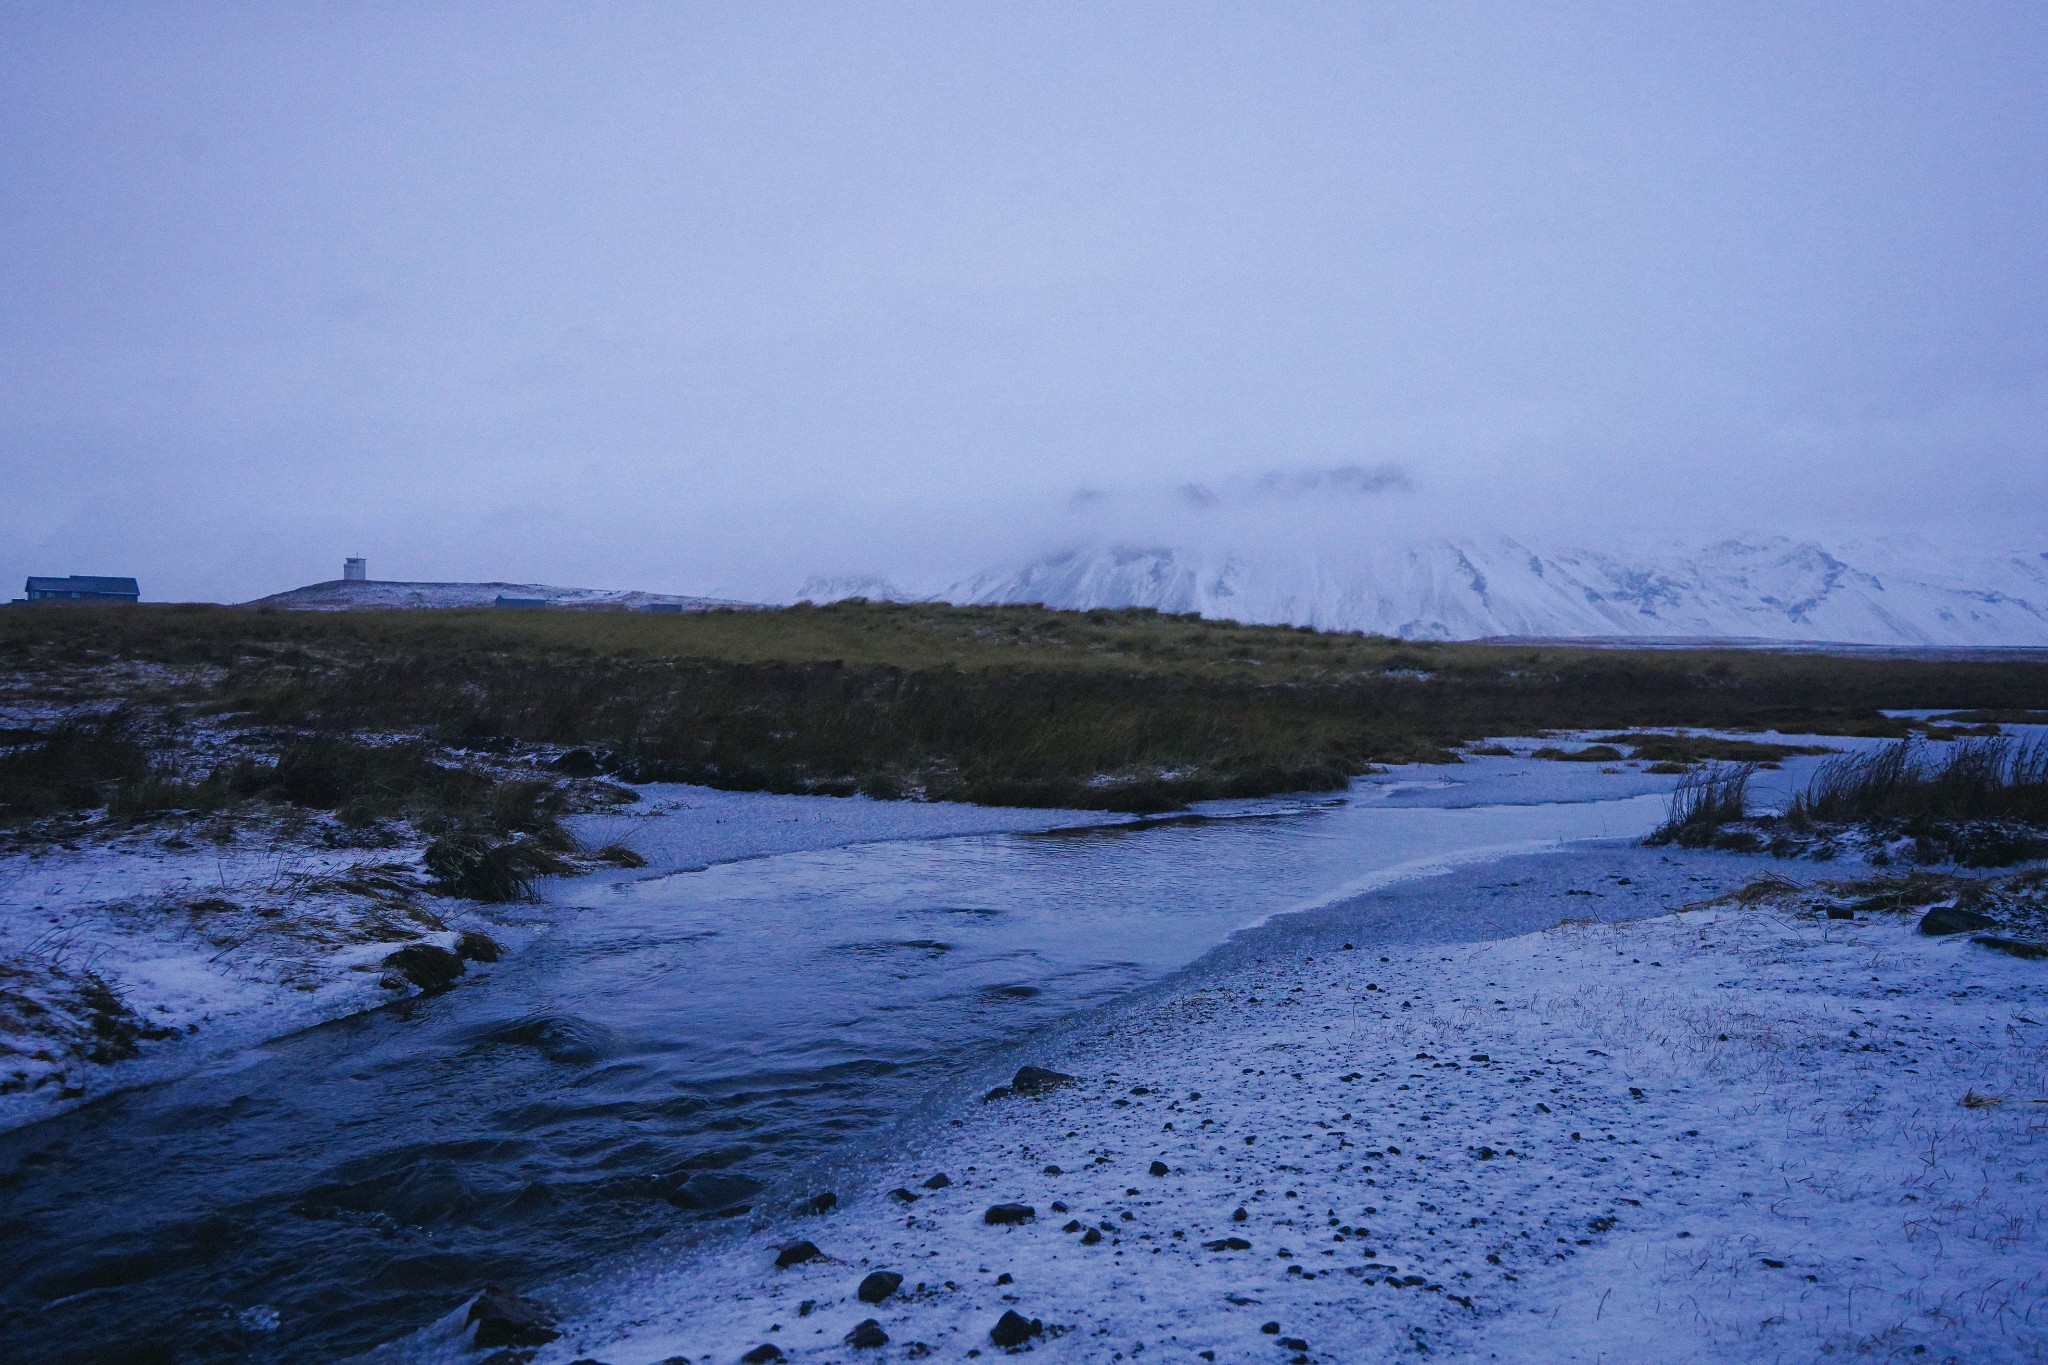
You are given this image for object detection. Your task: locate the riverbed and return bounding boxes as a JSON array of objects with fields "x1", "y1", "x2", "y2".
[{"x1": 0, "y1": 752, "x2": 1819, "y2": 1364}]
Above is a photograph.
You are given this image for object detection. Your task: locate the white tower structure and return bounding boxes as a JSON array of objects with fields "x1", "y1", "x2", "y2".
[{"x1": 343, "y1": 557, "x2": 367, "y2": 582}]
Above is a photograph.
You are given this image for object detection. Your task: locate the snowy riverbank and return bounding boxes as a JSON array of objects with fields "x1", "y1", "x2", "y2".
[
  {"x1": 0, "y1": 788, "x2": 1136, "y2": 1133},
  {"x1": 501, "y1": 846, "x2": 2047, "y2": 1365}
]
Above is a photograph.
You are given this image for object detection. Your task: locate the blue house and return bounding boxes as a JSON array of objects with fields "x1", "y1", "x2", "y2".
[{"x1": 24, "y1": 575, "x2": 140, "y2": 603}]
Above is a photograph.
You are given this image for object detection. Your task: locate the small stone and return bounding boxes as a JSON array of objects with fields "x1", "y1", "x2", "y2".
[
  {"x1": 383, "y1": 943, "x2": 466, "y2": 993},
  {"x1": 1826, "y1": 906, "x2": 1855, "y2": 921},
  {"x1": 774, "y1": 1240, "x2": 822, "y2": 1268},
  {"x1": 1062, "y1": 1220, "x2": 1083, "y2": 1233},
  {"x1": 888, "y1": 1187, "x2": 920, "y2": 1204},
  {"x1": 1977, "y1": 935, "x2": 2048, "y2": 960},
  {"x1": 1081, "y1": 1228, "x2": 1102, "y2": 1245},
  {"x1": 455, "y1": 930, "x2": 502, "y2": 962},
  {"x1": 995, "y1": 1272, "x2": 1013, "y2": 1285},
  {"x1": 1280, "y1": 1338, "x2": 1309, "y2": 1351},
  {"x1": 1009, "y1": 1065, "x2": 1076, "y2": 1096},
  {"x1": 807, "y1": 1191, "x2": 838, "y2": 1215},
  {"x1": 1232, "y1": 1207, "x2": 1248, "y2": 1222},
  {"x1": 984, "y1": 1203, "x2": 1035, "y2": 1225},
  {"x1": 1920, "y1": 906, "x2": 1997, "y2": 936},
  {"x1": 845, "y1": 1319, "x2": 888, "y2": 1349},
  {"x1": 1148, "y1": 1160, "x2": 1169, "y2": 1176},
  {"x1": 1202, "y1": 1236, "x2": 1251, "y2": 1251},
  {"x1": 857, "y1": 1271, "x2": 904, "y2": 1304},
  {"x1": 923, "y1": 1173, "x2": 952, "y2": 1189},
  {"x1": 465, "y1": 1285, "x2": 559, "y2": 1349},
  {"x1": 741, "y1": 1347, "x2": 784, "y2": 1364},
  {"x1": 1261, "y1": 1321, "x2": 1281, "y2": 1334},
  {"x1": 989, "y1": 1311, "x2": 1043, "y2": 1348},
  {"x1": 1043, "y1": 1164, "x2": 1062, "y2": 1175}
]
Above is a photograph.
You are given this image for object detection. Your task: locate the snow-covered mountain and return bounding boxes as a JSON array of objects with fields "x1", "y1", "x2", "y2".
[{"x1": 805, "y1": 536, "x2": 2048, "y2": 646}]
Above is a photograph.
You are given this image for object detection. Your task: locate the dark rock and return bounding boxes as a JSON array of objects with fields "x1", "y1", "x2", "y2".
[
  {"x1": 1043, "y1": 1164, "x2": 1062, "y2": 1175},
  {"x1": 1009, "y1": 1066, "x2": 1076, "y2": 1096},
  {"x1": 1148, "y1": 1160, "x2": 1169, "y2": 1176},
  {"x1": 1062, "y1": 1219, "x2": 1083, "y2": 1233},
  {"x1": 1280, "y1": 1338, "x2": 1309, "y2": 1351},
  {"x1": 1232, "y1": 1206, "x2": 1248, "y2": 1222},
  {"x1": 1261, "y1": 1321, "x2": 1281, "y2": 1334},
  {"x1": 553, "y1": 748, "x2": 603, "y2": 776},
  {"x1": 807, "y1": 1191, "x2": 838, "y2": 1215},
  {"x1": 989, "y1": 1311, "x2": 1043, "y2": 1348},
  {"x1": 1080, "y1": 1228, "x2": 1102, "y2": 1245},
  {"x1": 995, "y1": 1272, "x2": 1013, "y2": 1285},
  {"x1": 1921, "y1": 906, "x2": 1997, "y2": 936},
  {"x1": 858, "y1": 1271, "x2": 904, "y2": 1304},
  {"x1": 654, "y1": 1171, "x2": 762, "y2": 1212},
  {"x1": 741, "y1": 1347, "x2": 784, "y2": 1364},
  {"x1": 888, "y1": 1187, "x2": 920, "y2": 1203},
  {"x1": 465, "y1": 1284, "x2": 559, "y2": 1349},
  {"x1": 774, "y1": 1240, "x2": 823, "y2": 1268},
  {"x1": 455, "y1": 930, "x2": 502, "y2": 962},
  {"x1": 383, "y1": 943, "x2": 466, "y2": 993},
  {"x1": 1976, "y1": 935, "x2": 2048, "y2": 960},
  {"x1": 984, "y1": 1203, "x2": 1035, "y2": 1225},
  {"x1": 1825, "y1": 906, "x2": 1855, "y2": 921},
  {"x1": 846, "y1": 1319, "x2": 889, "y2": 1349},
  {"x1": 1202, "y1": 1237, "x2": 1252, "y2": 1251},
  {"x1": 923, "y1": 1173, "x2": 952, "y2": 1189}
]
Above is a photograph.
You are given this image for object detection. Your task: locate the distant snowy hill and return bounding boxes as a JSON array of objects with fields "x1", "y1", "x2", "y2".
[
  {"x1": 806, "y1": 536, "x2": 2048, "y2": 646},
  {"x1": 246, "y1": 579, "x2": 750, "y2": 612}
]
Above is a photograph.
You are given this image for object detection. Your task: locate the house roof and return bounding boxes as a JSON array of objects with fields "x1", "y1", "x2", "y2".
[{"x1": 25, "y1": 576, "x2": 140, "y2": 595}]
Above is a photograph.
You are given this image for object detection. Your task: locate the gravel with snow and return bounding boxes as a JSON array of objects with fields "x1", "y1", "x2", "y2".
[{"x1": 524, "y1": 851, "x2": 2046, "y2": 1365}]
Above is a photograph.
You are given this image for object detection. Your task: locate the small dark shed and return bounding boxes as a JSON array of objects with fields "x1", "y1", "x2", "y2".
[{"x1": 25, "y1": 576, "x2": 140, "y2": 603}]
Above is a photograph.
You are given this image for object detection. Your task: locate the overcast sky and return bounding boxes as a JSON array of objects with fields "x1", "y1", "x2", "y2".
[{"x1": 4, "y1": 2, "x2": 2045, "y2": 602}]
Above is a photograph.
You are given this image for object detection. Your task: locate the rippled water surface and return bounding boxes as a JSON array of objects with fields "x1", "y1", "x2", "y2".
[{"x1": 0, "y1": 781, "x2": 1666, "y2": 1363}]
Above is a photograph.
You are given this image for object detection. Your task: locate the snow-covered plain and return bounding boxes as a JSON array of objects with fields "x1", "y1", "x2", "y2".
[
  {"x1": 241, "y1": 579, "x2": 752, "y2": 612},
  {"x1": 489, "y1": 848, "x2": 2047, "y2": 1365},
  {"x1": 806, "y1": 533, "x2": 2048, "y2": 646}
]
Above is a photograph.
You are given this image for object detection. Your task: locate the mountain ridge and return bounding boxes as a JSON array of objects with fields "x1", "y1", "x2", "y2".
[{"x1": 802, "y1": 534, "x2": 2048, "y2": 646}]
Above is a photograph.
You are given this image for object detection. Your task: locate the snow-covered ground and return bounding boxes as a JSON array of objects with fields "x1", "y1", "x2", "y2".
[
  {"x1": 0, "y1": 822, "x2": 503, "y2": 1130},
  {"x1": 498, "y1": 848, "x2": 2048, "y2": 1365}
]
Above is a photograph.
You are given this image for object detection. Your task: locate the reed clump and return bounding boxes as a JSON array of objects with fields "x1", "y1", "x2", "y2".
[
  {"x1": 1645, "y1": 762, "x2": 1758, "y2": 847},
  {"x1": 1788, "y1": 738, "x2": 2048, "y2": 828}
]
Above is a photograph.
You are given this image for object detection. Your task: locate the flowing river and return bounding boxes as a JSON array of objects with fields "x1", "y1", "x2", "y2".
[{"x1": 0, "y1": 765, "x2": 1682, "y2": 1363}]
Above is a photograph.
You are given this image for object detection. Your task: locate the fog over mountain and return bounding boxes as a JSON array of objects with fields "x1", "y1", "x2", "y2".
[{"x1": 800, "y1": 467, "x2": 2048, "y2": 645}]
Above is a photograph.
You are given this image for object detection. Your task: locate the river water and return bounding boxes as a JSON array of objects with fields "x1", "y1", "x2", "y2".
[{"x1": 0, "y1": 773, "x2": 1672, "y2": 1364}]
